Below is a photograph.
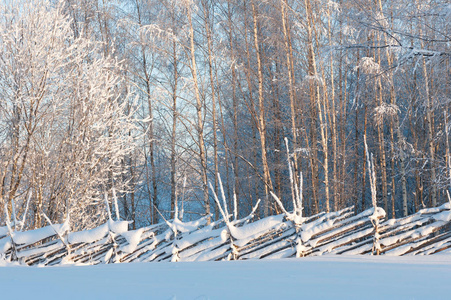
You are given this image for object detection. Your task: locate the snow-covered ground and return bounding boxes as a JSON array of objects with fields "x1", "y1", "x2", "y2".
[{"x1": 1, "y1": 255, "x2": 450, "y2": 299}]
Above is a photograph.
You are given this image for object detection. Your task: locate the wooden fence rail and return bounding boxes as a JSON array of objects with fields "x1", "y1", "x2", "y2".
[{"x1": 1, "y1": 202, "x2": 450, "y2": 266}]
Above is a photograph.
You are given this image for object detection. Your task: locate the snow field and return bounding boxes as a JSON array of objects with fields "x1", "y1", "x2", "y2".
[{"x1": 1, "y1": 255, "x2": 450, "y2": 299}]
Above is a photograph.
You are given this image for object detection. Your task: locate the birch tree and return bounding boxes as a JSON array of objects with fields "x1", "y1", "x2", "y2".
[{"x1": 0, "y1": 0, "x2": 139, "y2": 230}]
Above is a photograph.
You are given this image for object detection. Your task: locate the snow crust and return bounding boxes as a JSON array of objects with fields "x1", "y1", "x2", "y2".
[
  {"x1": 13, "y1": 223, "x2": 69, "y2": 245},
  {"x1": 175, "y1": 227, "x2": 224, "y2": 250},
  {"x1": 229, "y1": 214, "x2": 284, "y2": 245},
  {"x1": 119, "y1": 228, "x2": 144, "y2": 253},
  {"x1": 67, "y1": 220, "x2": 128, "y2": 244},
  {"x1": 0, "y1": 226, "x2": 8, "y2": 237},
  {"x1": 0, "y1": 237, "x2": 11, "y2": 253},
  {"x1": 170, "y1": 217, "x2": 208, "y2": 233},
  {"x1": 68, "y1": 224, "x2": 109, "y2": 244}
]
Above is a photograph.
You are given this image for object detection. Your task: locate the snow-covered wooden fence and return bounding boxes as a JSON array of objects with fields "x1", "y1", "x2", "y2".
[{"x1": 1, "y1": 202, "x2": 450, "y2": 266}]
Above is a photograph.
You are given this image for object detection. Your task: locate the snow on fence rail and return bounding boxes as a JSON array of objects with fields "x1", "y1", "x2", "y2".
[{"x1": 1, "y1": 202, "x2": 451, "y2": 266}]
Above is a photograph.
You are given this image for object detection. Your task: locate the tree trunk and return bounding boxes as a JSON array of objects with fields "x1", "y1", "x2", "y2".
[
  {"x1": 186, "y1": 2, "x2": 210, "y2": 223},
  {"x1": 251, "y1": 0, "x2": 273, "y2": 216}
]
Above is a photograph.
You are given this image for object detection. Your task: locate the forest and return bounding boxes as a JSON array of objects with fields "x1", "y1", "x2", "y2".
[{"x1": 0, "y1": 0, "x2": 449, "y2": 231}]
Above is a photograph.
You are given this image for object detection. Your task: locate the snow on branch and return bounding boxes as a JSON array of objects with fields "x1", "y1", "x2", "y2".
[{"x1": 373, "y1": 103, "x2": 400, "y2": 126}]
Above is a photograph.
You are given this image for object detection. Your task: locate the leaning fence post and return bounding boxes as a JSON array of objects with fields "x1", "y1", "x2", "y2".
[
  {"x1": 365, "y1": 134, "x2": 385, "y2": 255},
  {"x1": 4, "y1": 204, "x2": 17, "y2": 261}
]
